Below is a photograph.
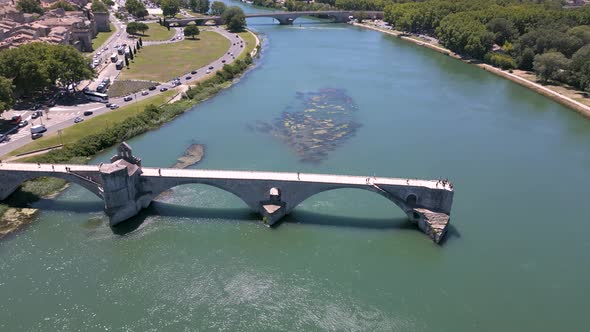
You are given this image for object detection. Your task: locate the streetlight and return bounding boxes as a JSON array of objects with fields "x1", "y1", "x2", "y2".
[{"x1": 58, "y1": 129, "x2": 63, "y2": 145}]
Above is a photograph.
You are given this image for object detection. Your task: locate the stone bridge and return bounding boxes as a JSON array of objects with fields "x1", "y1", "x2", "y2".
[
  {"x1": 166, "y1": 11, "x2": 384, "y2": 27},
  {"x1": 0, "y1": 143, "x2": 454, "y2": 243}
]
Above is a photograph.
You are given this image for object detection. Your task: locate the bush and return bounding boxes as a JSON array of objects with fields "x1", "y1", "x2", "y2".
[{"x1": 484, "y1": 52, "x2": 516, "y2": 70}]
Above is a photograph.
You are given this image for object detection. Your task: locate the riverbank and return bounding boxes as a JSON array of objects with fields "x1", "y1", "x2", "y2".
[
  {"x1": 0, "y1": 29, "x2": 261, "y2": 239},
  {"x1": 353, "y1": 22, "x2": 590, "y2": 119}
]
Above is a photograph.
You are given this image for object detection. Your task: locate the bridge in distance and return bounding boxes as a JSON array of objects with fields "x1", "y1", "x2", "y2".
[
  {"x1": 0, "y1": 143, "x2": 454, "y2": 243},
  {"x1": 166, "y1": 10, "x2": 385, "y2": 26}
]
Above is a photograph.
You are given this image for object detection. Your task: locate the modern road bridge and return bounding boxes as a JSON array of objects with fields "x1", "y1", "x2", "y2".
[
  {"x1": 0, "y1": 143, "x2": 454, "y2": 243},
  {"x1": 166, "y1": 11, "x2": 384, "y2": 27}
]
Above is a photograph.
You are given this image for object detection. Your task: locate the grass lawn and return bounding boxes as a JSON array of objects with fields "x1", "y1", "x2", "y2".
[
  {"x1": 6, "y1": 90, "x2": 177, "y2": 157},
  {"x1": 108, "y1": 80, "x2": 159, "y2": 98},
  {"x1": 91, "y1": 23, "x2": 116, "y2": 51},
  {"x1": 237, "y1": 29, "x2": 257, "y2": 60},
  {"x1": 120, "y1": 31, "x2": 230, "y2": 82},
  {"x1": 133, "y1": 23, "x2": 175, "y2": 42}
]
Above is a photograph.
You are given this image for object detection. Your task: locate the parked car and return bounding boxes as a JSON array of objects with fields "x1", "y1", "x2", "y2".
[
  {"x1": 0, "y1": 134, "x2": 6, "y2": 143},
  {"x1": 31, "y1": 132, "x2": 43, "y2": 140},
  {"x1": 18, "y1": 120, "x2": 28, "y2": 128},
  {"x1": 123, "y1": 96, "x2": 133, "y2": 102},
  {"x1": 83, "y1": 111, "x2": 93, "y2": 116},
  {"x1": 160, "y1": 87, "x2": 168, "y2": 92},
  {"x1": 31, "y1": 111, "x2": 40, "y2": 119},
  {"x1": 74, "y1": 117, "x2": 84, "y2": 123},
  {"x1": 149, "y1": 86, "x2": 157, "y2": 91},
  {"x1": 109, "y1": 104, "x2": 119, "y2": 110},
  {"x1": 10, "y1": 115, "x2": 21, "y2": 124},
  {"x1": 106, "y1": 103, "x2": 113, "y2": 108},
  {"x1": 206, "y1": 69, "x2": 211, "y2": 74},
  {"x1": 141, "y1": 91, "x2": 149, "y2": 96}
]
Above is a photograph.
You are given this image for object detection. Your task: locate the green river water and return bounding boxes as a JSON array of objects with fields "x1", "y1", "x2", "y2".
[{"x1": 1, "y1": 1, "x2": 589, "y2": 330}]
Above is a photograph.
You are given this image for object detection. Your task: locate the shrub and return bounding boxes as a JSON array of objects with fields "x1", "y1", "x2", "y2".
[{"x1": 484, "y1": 52, "x2": 516, "y2": 70}]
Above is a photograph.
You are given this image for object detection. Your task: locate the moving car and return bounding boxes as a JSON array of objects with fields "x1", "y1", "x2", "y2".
[
  {"x1": 148, "y1": 86, "x2": 157, "y2": 91},
  {"x1": 0, "y1": 134, "x2": 6, "y2": 143},
  {"x1": 185, "y1": 76, "x2": 192, "y2": 80},
  {"x1": 18, "y1": 120, "x2": 28, "y2": 128},
  {"x1": 208, "y1": 66, "x2": 214, "y2": 70},
  {"x1": 74, "y1": 117, "x2": 84, "y2": 123},
  {"x1": 30, "y1": 124, "x2": 46, "y2": 134},
  {"x1": 141, "y1": 91, "x2": 149, "y2": 96},
  {"x1": 109, "y1": 104, "x2": 119, "y2": 110},
  {"x1": 160, "y1": 87, "x2": 168, "y2": 92},
  {"x1": 83, "y1": 111, "x2": 93, "y2": 116},
  {"x1": 206, "y1": 69, "x2": 211, "y2": 74},
  {"x1": 222, "y1": 60, "x2": 226, "y2": 63},
  {"x1": 123, "y1": 96, "x2": 133, "y2": 102},
  {"x1": 191, "y1": 70, "x2": 197, "y2": 74},
  {"x1": 31, "y1": 111, "x2": 41, "y2": 119},
  {"x1": 10, "y1": 115, "x2": 21, "y2": 124},
  {"x1": 31, "y1": 132, "x2": 42, "y2": 140}
]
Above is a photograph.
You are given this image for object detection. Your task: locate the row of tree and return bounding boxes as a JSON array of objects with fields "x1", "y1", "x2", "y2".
[
  {"x1": 379, "y1": 0, "x2": 590, "y2": 91},
  {"x1": 0, "y1": 43, "x2": 96, "y2": 112}
]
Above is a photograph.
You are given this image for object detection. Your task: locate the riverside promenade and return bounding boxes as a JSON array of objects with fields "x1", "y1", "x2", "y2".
[{"x1": 0, "y1": 143, "x2": 454, "y2": 243}]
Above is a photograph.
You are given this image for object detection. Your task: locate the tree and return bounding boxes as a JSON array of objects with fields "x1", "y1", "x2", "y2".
[
  {"x1": 198, "y1": 0, "x2": 210, "y2": 14},
  {"x1": 518, "y1": 47, "x2": 535, "y2": 71},
  {"x1": 222, "y1": 6, "x2": 247, "y2": 32},
  {"x1": 139, "y1": 37, "x2": 143, "y2": 47},
  {"x1": 189, "y1": 0, "x2": 200, "y2": 12},
  {"x1": 533, "y1": 52, "x2": 570, "y2": 83},
  {"x1": 570, "y1": 45, "x2": 590, "y2": 91},
  {"x1": 50, "y1": 1, "x2": 77, "y2": 11},
  {"x1": 567, "y1": 25, "x2": 590, "y2": 45},
  {"x1": 0, "y1": 77, "x2": 14, "y2": 113},
  {"x1": 0, "y1": 43, "x2": 94, "y2": 95},
  {"x1": 16, "y1": 0, "x2": 44, "y2": 15},
  {"x1": 184, "y1": 25, "x2": 200, "y2": 39},
  {"x1": 125, "y1": 0, "x2": 148, "y2": 17},
  {"x1": 129, "y1": 47, "x2": 134, "y2": 60},
  {"x1": 126, "y1": 22, "x2": 149, "y2": 35},
  {"x1": 103, "y1": 0, "x2": 114, "y2": 6},
  {"x1": 161, "y1": 0, "x2": 180, "y2": 18},
  {"x1": 486, "y1": 18, "x2": 517, "y2": 46},
  {"x1": 211, "y1": 1, "x2": 227, "y2": 16},
  {"x1": 91, "y1": 0, "x2": 108, "y2": 12},
  {"x1": 136, "y1": 40, "x2": 141, "y2": 50}
]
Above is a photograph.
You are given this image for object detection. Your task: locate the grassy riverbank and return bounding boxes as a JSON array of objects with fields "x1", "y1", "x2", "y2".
[
  {"x1": 0, "y1": 29, "x2": 259, "y2": 236},
  {"x1": 135, "y1": 23, "x2": 175, "y2": 42},
  {"x1": 91, "y1": 23, "x2": 117, "y2": 51}
]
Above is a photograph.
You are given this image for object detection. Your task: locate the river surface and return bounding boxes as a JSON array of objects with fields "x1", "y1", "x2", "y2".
[{"x1": 2, "y1": 1, "x2": 590, "y2": 331}]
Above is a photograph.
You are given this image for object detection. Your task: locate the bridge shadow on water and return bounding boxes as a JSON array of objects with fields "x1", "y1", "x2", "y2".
[{"x1": 21, "y1": 199, "x2": 460, "y2": 243}]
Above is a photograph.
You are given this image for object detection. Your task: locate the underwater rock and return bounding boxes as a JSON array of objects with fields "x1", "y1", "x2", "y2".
[{"x1": 254, "y1": 88, "x2": 361, "y2": 163}]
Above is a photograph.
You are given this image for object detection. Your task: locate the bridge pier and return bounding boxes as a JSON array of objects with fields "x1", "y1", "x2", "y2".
[
  {"x1": 100, "y1": 143, "x2": 151, "y2": 226},
  {"x1": 259, "y1": 188, "x2": 287, "y2": 226}
]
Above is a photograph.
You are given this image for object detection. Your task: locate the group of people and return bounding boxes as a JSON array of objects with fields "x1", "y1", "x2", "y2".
[{"x1": 436, "y1": 178, "x2": 453, "y2": 189}]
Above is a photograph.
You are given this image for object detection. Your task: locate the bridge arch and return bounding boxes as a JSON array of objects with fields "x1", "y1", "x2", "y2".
[
  {"x1": 284, "y1": 185, "x2": 413, "y2": 218},
  {"x1": 0, "y1": 172, "x2": 103, "y2": 201}
]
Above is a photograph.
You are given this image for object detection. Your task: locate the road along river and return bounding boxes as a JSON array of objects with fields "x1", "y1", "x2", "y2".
[{"x1": 1, "y1": 0, "x2": 589, "y2": 330}]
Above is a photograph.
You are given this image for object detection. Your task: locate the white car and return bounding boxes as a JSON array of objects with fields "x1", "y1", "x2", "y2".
[{"x1": 141, "y1": 91, "x2": 149, "y2": 96}]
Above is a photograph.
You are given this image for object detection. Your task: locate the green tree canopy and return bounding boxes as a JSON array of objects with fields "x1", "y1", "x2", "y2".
[
  {"x1": 533, "y1": 51, "x2": 570, "y2": 83},
  {"x1": 184, "y1": 25, "x2": 200, "y2": 39},
  {"x1": 50, "y1": 1, "x2": 77, "y2": 11},
  {"x1": 0, "y1": 43, "x2": 94, "y2": 96},
  {"x1": 222, "y1": 6, "x2": 247, "y2": 32},
  {"x1": 211, "y1": 1, "x2": 227, "y2": 16},
  {"x1": 127, "y1": 22, "x2": 149, "y2": 35},
  {"x1": 567, "y1": 25, "x2": 590, "y2": 45},
  {"x1": 16, "y1": 0, "x2": 44, "y2": 15},
  {"x1": 0, "y1": 76, "x2": 15, "y2": 113},
  {"x1": 125, "y1": 0, "x2": 148, "y2": 17},
  {"x1": 91, "y1": 0, "x2": 108, "y2": 12},
  {"x1": 486, "y1": 18, "x2": 516, "y2": 46},
  {"x1": 161, "y1": 0, "x2": 181, "y2": 17}
]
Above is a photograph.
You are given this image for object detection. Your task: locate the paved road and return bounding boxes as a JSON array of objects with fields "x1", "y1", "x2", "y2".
[{"x1": 0, "y1": 16, "x2": 247, "y2": 157}]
